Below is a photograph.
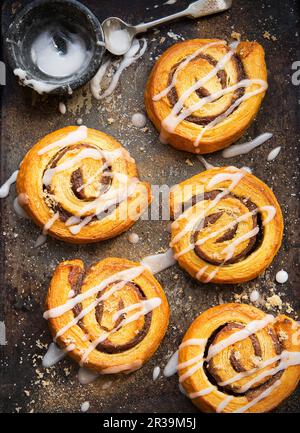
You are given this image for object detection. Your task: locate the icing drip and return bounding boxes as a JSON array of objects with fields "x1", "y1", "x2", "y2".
[
  {"x1": 128, "y1": 233, "x2": 140, "y2": 244},
  {"x1": 153, "y1": 366, "x2": 161, "y2": 381},
  {"x1": 141, "y1": 248, "x2": 176, "y2": 274},
  {"x1": 42, "y1": 342, "x2": 75, "y2": 367},
  {"x1": 91, "y1": 39, "x2": 147, "y2": 100},
  {"x1": 163, "y1": 351, "x2": 179, "y2": 377},
  {"x1": 80, "y1": 401, "x2": 90, "y2": 412},
  {"x1": 131, "y1": 113, "x2": 147, "y2": 128},
  {"x1": 222, "y1": 133, "x2": 273, "y2": 158},
  {"x1": 78, "y1": 367, "x2": 99, "y2": 385},
  {"x1": 267, "y1": 146, "x2": 281, "y2": 161},
  {"x1": 34, "y1": 212, "x2": 59, "y2": 248},
  {"x1": 13, "y1": 196, "x2": 30, "y2": 219},
  {"x1": 14, "y1": 68, "x2": 60, "y2": 94},
  {"x1": 59, "y1": 102, "x2": 67, "y2": 114},
  {"x1": 0, "y1": 170, "x2": 19, "y2": 198},
  {"x1": 196, "y1": 156, "x2": 214, "y2": 170},
  {"x1": 276, "y1": 270, "x2": 288, "y2": 284}
]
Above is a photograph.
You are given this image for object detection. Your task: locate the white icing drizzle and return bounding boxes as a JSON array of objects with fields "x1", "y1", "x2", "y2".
[
  {"x1": 44, "y1": 266, "x2": 145, "y2": 319},
  {"x1": 34, "y1": 212, "x2": 59, "y2": 248},
  {"x1": 170, "y1": 168, "x2": 276, "y2": 282},
  {"x1": 141, "y1": 248, "x2": 176, "y2": 274},
  {"x1": 189, "y1": 386, "x2": 215, "y2": 399},
  {"x1": 233, "y1": 380, "x2": 281, "y2": 413},
  {"x1": 43, "y1": 148, "x2": 102, "y2": 186},
  {"x1": 112, "y1": 298, "x2": 161, "y2": 323},
  {"x1": 153, "y1": 41, "x2": 226, "y2": 101},
  {"x1": 0, "y1": 170, "x2": 19, "y2": 198},
  {"x1": 216, "y1": 395, "x2": 234, "y2": 413},
  {"x1": 174, "y1": 318, "x2": 300, "y2": 413},
  {"x1": 220, "y1": 351, "x2": 300, "y2": 393},
  {"x1": 206, "y1": 315, "x2": 275, "y2": 361},
  {"x1": 79, "y1": 297, "x2": 161, "y2": 366},
  {"x1": 222, "y1": 226, "x2": 259, "y2": 261},
  {"x1": 38, "y1": 125, "x2": 88, "y2": 155},
  {"x1": 90, "y1": 59, "x2": 111, "y2": 99},
  {"x1": 267, "y1": 146, "x2": 281, "y2": 161},
  {"x1": 91, "y1": 39, "x2": 147, "y2": 100},
  {"x1": 154, "y1": 40, "x2": 267, "y2": 147},
  {"x1": 193, "y1": 79, "x2": 268, "y2": 147},
  {"x1": 153, "y1": 366, "x2": 161, "y2": 381},
  {"x1": 67, "y1": 176, "x2": 138, "y2": 235},
  {"x1": 222, "y1": 133, "x2": 273, "y2": 158},
  {"x1": 100, "y1": 360, "x2": 142, "y2": 374}
]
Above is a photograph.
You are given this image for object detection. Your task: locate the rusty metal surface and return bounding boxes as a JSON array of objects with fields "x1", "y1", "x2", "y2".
[{"x1": 0, "y1": 0, "x2": 299, "y2": 413}]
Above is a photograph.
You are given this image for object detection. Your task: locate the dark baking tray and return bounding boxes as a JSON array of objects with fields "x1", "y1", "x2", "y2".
[{"x1": 0, "y1": 0, "x2": 299, "y2": 413}]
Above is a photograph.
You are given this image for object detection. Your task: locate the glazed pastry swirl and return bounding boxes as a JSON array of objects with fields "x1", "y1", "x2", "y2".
[
  {"x1": 145, "y1": 39, "x2": 267, "y2": 154},
  {"x1": 169, "y1": 167, "x2": 283, "y2": 284},
  {"x1": 178, "y1": 304, "x2": 300, "y2": 413},
  {"x1": 44, "y1": 257, "x2": 169, "y2": 373},
  {"x1": 16, "y1": 126, "x2": 151, "y2": 243}
]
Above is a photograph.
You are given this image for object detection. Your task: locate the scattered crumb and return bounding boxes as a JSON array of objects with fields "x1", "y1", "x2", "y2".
[
  {"x1": 185, "y1": 159, "x2": 194, "y2": 167},
  {"x1": 266, "y1": 294, "x2": 283, "y2": 310},
  {"x1": 278, "y1": 330, "x2": 288, "y2": 342},
  {"x1": 231, "y1": 31, "x2": 241, "y2": 41},
  {"x1": 233, "y1": 350, "x2": 241, "y2": 360}
]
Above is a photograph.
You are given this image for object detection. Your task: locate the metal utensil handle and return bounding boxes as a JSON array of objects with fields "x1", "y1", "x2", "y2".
[{"x1": 134, "y1": 0, "x2": 231, "y2": 34}]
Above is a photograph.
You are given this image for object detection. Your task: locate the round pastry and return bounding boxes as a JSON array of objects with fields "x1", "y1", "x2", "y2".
[
  {"x1": 44, "y1": 257, "x2": 170, "y2": 374},
  {"x1": 145, "y1": 39, "x2": 267, "y2": 154},
  {"x1": 169, "y1": 166, "x2": 283, "y2": 284},
  {"x1": 16, "y1": 126, "x2": 151, "y2": 243},
  {"x1": 178, "y1": 303, "x2": 300, "y2": 413}
]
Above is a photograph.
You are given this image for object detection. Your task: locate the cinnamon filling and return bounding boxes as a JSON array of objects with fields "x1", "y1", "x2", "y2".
[
  {"x1": 204, "y1": 322, "x2": 283, "y2": 399},
  {"x1": 190, "y1": 192, "x2": 259, "y2": 265},
  {"x1": 167, "y1": 52, "x2": 246, "y2": 125},
  {"x1": 69, "y1": 271, "x2": 151, "y2": 354},
  {"x1": 42, "y1": 143, "x2": 113, "y2": 223}
]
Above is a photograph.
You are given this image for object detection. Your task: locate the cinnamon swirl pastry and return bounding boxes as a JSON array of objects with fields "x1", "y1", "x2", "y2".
[
  {"x1": 44, "y1": 257, "x2": 169, "y2": 374},
  {"x1": 16, "y1": 126, "x2": 151, "y2": 243},
  {"x1": 178, "y1": 303, "x2": 300, "y2": 413},
  {"x1": 145, "y1": 39, "x2": 267, "y2": 154},
  {"x1": 169, "y1": 167, "x2": 283, "y2": 284}
]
